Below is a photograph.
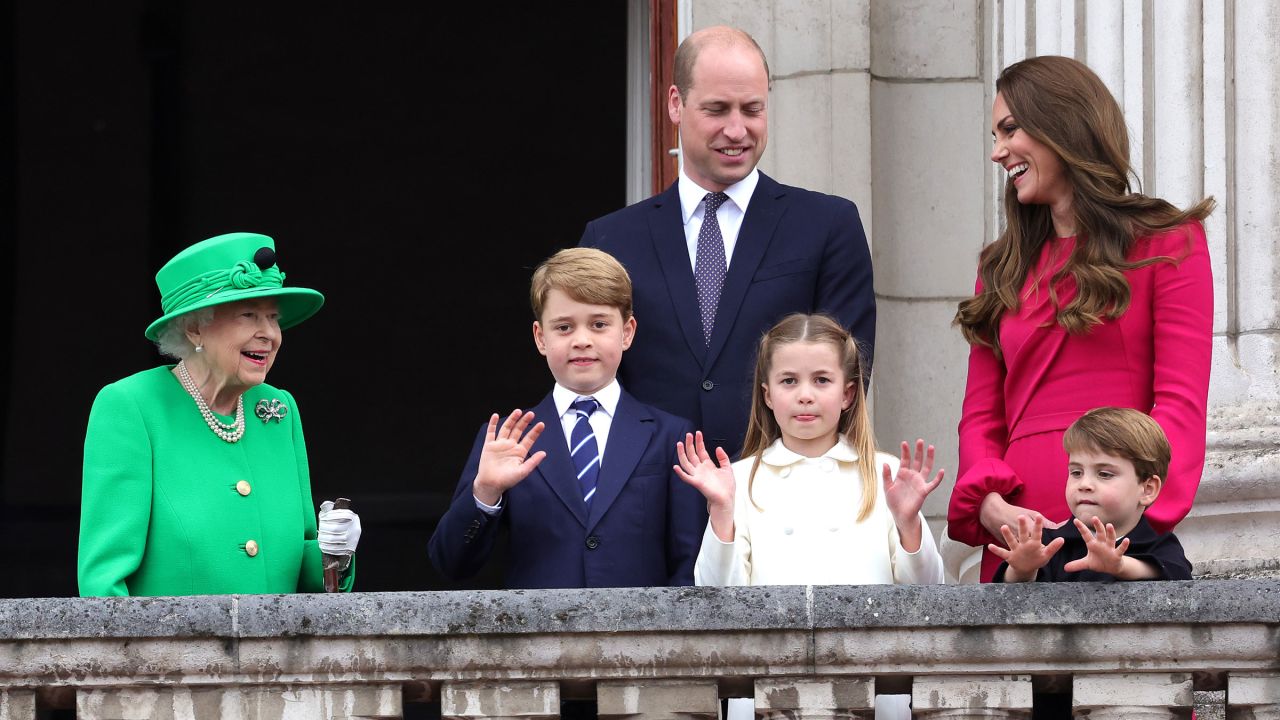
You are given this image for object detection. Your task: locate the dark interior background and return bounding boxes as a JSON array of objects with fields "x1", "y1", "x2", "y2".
[{"x1": 2, "y1": 1, "x2": 630, "y2": 597}]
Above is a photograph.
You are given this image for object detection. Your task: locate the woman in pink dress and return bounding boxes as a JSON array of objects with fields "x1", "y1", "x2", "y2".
[{"x1": 947, "y1": 55, "x2": 1215, "y2": 583}]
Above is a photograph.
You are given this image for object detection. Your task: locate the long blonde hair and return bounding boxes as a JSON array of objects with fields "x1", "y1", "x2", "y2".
[
  {"x1": 740, "y1": 313, "x2": 877, "y2": 522},
  {"x1": 955, "y1": 55, "x2": 1214, "y2": 354}
]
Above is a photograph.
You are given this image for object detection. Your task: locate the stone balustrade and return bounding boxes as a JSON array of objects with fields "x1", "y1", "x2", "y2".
[{"x1": 1, "y1": 580, "x2": 1277, "y2": 719}]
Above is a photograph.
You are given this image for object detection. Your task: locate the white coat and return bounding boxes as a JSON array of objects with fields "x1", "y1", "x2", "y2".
[{"x1": 694, "y1": 438, "x2": 944, "y2": 586}]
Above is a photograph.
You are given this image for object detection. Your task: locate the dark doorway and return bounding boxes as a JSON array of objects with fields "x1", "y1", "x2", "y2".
[{"x1": 2, "y1": 2, "x2": 630, "y2": 596}]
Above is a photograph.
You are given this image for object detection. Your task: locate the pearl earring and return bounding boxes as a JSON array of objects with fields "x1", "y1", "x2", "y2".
[{"x1": 194, "y1": 344, "x2": 204, "y2": 353}]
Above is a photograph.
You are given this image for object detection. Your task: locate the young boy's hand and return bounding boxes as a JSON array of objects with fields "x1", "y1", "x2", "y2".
[
  {"x1": 472, "y1": 410, "x2": 547, "y2": 506},
  {"x1": 674, "y1": 431, "x2": 735, "y2": 542},
  {"x1": 988, "y1": 514, "x2": 1066, "y2": 582},
  {"x1": 882, "y1": 439, "x2": 945, "y2": 552},
  {"x1": 1061, "y1": 516, "x2": 1158, "y2": 580}
]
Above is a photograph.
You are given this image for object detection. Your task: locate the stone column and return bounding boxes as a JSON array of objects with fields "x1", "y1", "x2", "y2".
[
  {"x1": 0, "y1": 691, "x2": 35, "y2": 720},
  {"x1": 597, "y1": 680, "x2": 719, "y2": 720},
  {"x1": 1227, "y1": 672, "x2": 1280, "y2": 720},
  {"x1": 1072, "y1": 673, "x2": 1193, "y2": 719},
  {"x1": 1181, "y1": 0, "x2": 1280, "y2": 580},
  {"x1": 867, "y1": 0, "x2": 988, "y2": 574},
  {"x1": 442, "y1": 682, "x2": 560, "y2": 720},
  {"x1": 77, "y1": 684, "x2": 404, "y2": 720},
  {"x1": 753, "y1": 676, "x2": 875, "y2": 720},
  {"x1": 911, "y1": 675, "x2": 1032, "y2": 718}
]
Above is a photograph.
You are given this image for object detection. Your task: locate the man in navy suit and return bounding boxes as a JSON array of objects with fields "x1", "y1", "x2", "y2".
[
  {"x1": 428, "y1": 248, "x2": 705, "y2": 588},
  {"x1": 580, "y1": 25, "x2": 875, "y2": 458}
]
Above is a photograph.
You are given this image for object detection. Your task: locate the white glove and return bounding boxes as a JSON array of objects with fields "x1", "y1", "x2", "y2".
[{"x1": 318, "y1": 500, "x2": 362, "y2": 556}]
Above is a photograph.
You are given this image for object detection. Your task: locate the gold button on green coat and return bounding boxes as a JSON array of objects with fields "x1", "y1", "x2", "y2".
[
  {"x1": 236, "y1": 480, "x2": 252, "y2": 496},
  {"x1": 78, "y1": 367, "x2": 354, "y2": 596},
  {"x1": 245, "y1": 540, "x2": 259, "y2": 557}
]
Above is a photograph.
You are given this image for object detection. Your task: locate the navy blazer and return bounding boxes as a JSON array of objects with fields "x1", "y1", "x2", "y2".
[
  {"x1": 428, "y1": 389, "x2": 705, "y2": 588},
  {"x1": 580, "y1": 173, "x2": 876, "y2": 457}
]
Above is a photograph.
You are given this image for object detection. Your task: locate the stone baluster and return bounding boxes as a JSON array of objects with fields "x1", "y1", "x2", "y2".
[
  {"x1": 1072, "y1": 673, "x2": 1193, "y2": 719},
  {"x1": 597, "y1": 680, "x2": 720, "y2": 720},
  {"x1": 753, "y1": 677, "x2": 876, "y2": 720},
  {"x1": 0, "y1": 690, "x2": 35, "y2": 720},
  {"x1": 77, "y1": 684, "x2": 403, "y2": 720},
  {"x1": 442, "y1": 681, "x2": 560, "y2": 720},
  {"x1": 911, "y1": 675, "x2": 1033, "y2": 719},
  {"x1": 1227, "y1": 672, "x2": 1280, "y2": 720}
]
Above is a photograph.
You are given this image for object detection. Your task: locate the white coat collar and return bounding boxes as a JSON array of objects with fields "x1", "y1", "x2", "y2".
[{"x1": 759, "y1": 437, "x2": 859, "y2": 467}]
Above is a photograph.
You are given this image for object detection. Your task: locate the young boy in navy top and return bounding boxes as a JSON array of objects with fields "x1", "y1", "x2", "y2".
[
  {"x1": 429, "y1": 248, "x2": 706, "y2": 588},
  {"x1": 992, "y1": 407, "x2": 1192, "y2": 583}
]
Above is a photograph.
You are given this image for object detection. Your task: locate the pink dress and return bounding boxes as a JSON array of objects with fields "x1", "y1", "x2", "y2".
[{"x1": 947, "y1": 222, "x2": 1212, "y2": 582}]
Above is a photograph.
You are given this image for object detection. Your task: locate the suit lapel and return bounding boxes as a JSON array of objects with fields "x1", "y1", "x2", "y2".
[
  {"x1": 648, "y1": 185, "x2": 708, "y2": 367},
  {"x1": 529, "y1": 394, "x2": 590, "y2": 528},
  {"x1": 585, "y1": 392, "x2": 653, "y2": 532},
  {"x1": 706, "y1": 173, "x2": 787, "y2": 368}
]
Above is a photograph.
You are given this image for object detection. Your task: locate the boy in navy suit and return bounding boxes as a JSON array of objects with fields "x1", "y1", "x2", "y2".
[{"x1": 429, "y1": 248, "x2": 707, "y2": 588}]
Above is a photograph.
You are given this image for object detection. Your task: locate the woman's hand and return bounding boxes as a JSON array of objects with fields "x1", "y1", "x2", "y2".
[
  {"x1": 882, "y1": 439, "x2": 945, "y2": 552},
  {"x1": 674, "y1": 431, "x2": 736, "y2": 542},
  {"x1": 979, "y1": 492, "x2": 1062, "y2": 541},
  {"x1": 318, "y1": 500, "x2": 362, "y2": 556},
  {"x1": 473, "y1": 410, "x2": 547, "y2": 506},
  {"x1": 987, "y1": 514, "x2": 1064, "y2": 582}
]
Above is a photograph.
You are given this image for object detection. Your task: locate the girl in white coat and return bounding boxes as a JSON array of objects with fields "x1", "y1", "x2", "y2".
[
  {"x1": 676, "y1": 313, "x2": 943, "y2": 719},
  {"x1": 677, "y1": 312, "x2": 945, "y2": 587}
]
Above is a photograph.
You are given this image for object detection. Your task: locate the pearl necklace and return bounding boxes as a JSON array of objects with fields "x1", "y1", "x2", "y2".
[{"x1": 176, "y1": 360, "x2": 245, "y2": 443}]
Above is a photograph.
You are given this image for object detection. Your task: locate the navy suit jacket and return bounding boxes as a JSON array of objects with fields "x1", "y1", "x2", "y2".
[
  {"x1": 428, "y1": 389, "x2": 705, "y2": 588},
  {"x1": 580, "y1": 172, "x2": 876, "y2": 457}
]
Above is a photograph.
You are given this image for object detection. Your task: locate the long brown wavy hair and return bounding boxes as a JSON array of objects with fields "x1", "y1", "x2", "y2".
[
  {"x1": 955, "y1": 55, "x2": 1215, "y2": 353},
  {"x1": 740, "y1": 313, "x2": 878, "y2": 522}
]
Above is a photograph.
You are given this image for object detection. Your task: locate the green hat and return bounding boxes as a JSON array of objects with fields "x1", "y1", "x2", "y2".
[{"x1": 145, "y1": 232, "x2": 325, "y2": 341}]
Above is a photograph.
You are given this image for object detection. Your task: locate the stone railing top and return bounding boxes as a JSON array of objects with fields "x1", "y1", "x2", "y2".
[{"x1": 2, "y1": 579, "x2": 1277, "y2": 641}]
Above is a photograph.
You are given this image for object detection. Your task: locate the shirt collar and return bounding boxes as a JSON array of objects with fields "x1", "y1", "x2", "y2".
[
  {"x1": 552, "y1": 379, "x2": 621, "y2": 419},
  {"x1": 759, "y1": 436, "x2": 859, "y2": 466},
  {"x1": 677, "y1": 168, "x2": 759, "y2": 225}
]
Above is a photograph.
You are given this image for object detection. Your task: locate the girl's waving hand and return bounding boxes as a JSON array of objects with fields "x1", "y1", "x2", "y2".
[{"x1": 882, "y1": 439, "x2": 946, "y2": 552}]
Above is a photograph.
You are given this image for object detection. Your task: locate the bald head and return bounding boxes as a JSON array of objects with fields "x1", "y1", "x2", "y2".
[{"x1": 673, "y1": 26, "x2": 771, "y2": 101}]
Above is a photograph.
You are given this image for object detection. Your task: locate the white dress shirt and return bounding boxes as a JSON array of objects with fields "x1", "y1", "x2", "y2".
[
  {"x1": 550, "y1": 379, "x2": 621, "y2": 458},
  {"x1": 677, "y1": 168, "x2": 760, "y2": 270},
  {"x1": 694, "y1": 437, "x2": 944, "y2": 586}
]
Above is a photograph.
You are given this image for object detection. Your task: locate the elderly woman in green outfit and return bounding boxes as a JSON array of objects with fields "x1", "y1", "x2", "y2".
[{"x1": 78, "y1": 232, "x2": 361, "y2": 596}]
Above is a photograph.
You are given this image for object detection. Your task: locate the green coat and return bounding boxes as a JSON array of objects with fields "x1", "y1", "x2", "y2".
[{"x1": 78, "y1": 366, "x2": 352, "y2": 596}]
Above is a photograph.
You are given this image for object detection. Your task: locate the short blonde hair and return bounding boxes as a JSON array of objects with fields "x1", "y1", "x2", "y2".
[
  {"x1": 1063, "y1": 407, "x2": 1171, "y2": 481},
  {"x1": 530, "y1": 248, "x2": 633, "y2": 321}
]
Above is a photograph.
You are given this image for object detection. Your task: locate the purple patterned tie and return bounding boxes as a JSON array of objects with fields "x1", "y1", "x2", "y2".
[{"x1": 695, "y1": 192, "x2": 729, "y2": 345}]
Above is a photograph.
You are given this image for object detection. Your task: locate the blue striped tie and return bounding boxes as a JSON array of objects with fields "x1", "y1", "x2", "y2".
[{"x1": 570, "y1": 398, "x2": 601, "y2": 503}]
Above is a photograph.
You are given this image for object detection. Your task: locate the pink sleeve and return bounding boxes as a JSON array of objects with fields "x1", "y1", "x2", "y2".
[
  {"x1": 1145, "y1": 223, "x2": 1213, "y2": 533},
  {"x1": 947, "y1": 277, "x2": 1023, "y2": 547}
]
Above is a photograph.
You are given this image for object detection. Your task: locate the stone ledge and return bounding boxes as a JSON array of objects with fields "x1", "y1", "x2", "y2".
[
  {"x1": 0, "y1": 582, "x2": 1277, "y2": 691},
  {"x1": 2, "y1": 580, "x2": 1276, "y2": 640}
]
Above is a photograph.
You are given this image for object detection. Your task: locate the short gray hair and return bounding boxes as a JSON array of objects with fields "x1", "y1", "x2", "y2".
[{"x1": 154, "y1": 307, "x2": 216, "y2": 360}]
